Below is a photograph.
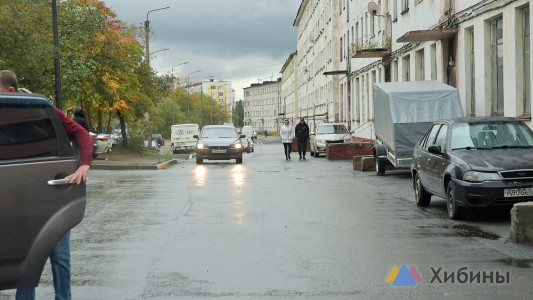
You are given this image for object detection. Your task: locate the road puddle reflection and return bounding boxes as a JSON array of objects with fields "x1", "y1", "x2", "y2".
[
  {"x1": 231, "y1": 165, "x2": 244, "y2": 188},
  {"x1": 231, "y1": 165, "x2": 247, "y2": 225},
  {"x1": 194, "y1": 165, "x2": 207, "y2": 186}
]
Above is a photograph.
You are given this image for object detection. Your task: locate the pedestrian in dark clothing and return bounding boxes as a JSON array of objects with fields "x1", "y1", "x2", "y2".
[
  {"x1": 294, "y1": 117, "x2": 310, "y2": 159},
  {"x1": 73, "y1": 108, "x2": 89, "y2": 132},
  {"x1": 264, "y1": 129, "x2": 268, "y2": 137}
]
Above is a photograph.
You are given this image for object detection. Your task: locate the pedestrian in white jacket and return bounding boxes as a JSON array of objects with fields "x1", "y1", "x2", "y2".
[{"x1": 280, "y1": 119, "x2": 294, "y2": 160}]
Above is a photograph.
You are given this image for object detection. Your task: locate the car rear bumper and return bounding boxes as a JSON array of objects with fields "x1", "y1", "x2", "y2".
[{"x1": 453, "y1": 178, "x2": 533, "y2": 206}]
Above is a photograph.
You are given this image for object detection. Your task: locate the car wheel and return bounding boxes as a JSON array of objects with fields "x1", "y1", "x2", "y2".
[
  {"x1": 314, "y1": 150, "x2": 319, "y2": 157},
  {"x1": 375, "y1": 157, "x2": 385, "y2": 176},
  {"x1": 236, "y1": 156, "x2": 243, "y2": 164},
  {"x1": 196, "y1": 157, "x2": 203, "y2": 164},
  {"x1": 414, "y1": 174, "x2": 431, "y2": 206},
  {"x1": 446, "y1": 181, "x2": 462, "y2": 220}
]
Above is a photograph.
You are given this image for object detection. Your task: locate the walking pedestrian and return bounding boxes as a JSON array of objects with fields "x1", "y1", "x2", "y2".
[
  {"x1": 1, "y1": 70, "x2": 93, "y2": 300},
  {"x1": 294, "y1": 117, "x2": 310, "y2": 160},
  {"x1": 280, "y1": 119, "x2": 293, "y2": 160},
  {"x1": 72, "y1": 108, "x2": 90, "y2": 132},
  {"x1": 264, "y1": 129, "x2": 268, "y2": 137}
]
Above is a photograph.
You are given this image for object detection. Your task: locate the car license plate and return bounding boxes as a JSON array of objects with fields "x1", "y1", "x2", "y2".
[
  {"x1": 212, "y1": 149, "x2": 226, "y2": 153},
  {"x1": 504, "y1": 188, "x2": 533, "y2": 198}
]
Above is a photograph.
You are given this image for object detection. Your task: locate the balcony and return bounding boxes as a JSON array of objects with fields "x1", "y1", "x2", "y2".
[{"x1": 350, "y1": 38, "x2": 391, "y2": 58}]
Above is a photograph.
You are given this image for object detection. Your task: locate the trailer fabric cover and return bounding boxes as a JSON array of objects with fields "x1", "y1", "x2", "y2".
[{"x1": 373, "y1": 80, "x2": 464, "y2": 158}]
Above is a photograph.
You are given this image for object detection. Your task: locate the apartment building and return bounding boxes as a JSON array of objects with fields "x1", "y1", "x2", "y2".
[
  {"x1": 183, "y1": 78, "x2": 235, "y2": 121},
  {"x1": 280, "y1": 52, "x2": 299, "y2": 125},
  {"x1": 291, "y1": 0, "x2": 531, "y2": 140},
  {"x1": 243, "y1": 78, "x2": 282, "y2": 133},
  {"x1": 293, "y1": 0, "x2": 341, "y2": 130}
]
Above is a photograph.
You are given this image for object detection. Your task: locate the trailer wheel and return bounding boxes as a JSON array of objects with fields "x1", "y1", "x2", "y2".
[{"x1": 375, "y1": 157, "x2": 385, "y2": 176}]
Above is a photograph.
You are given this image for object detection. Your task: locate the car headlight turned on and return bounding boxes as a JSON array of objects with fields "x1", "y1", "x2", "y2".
[
  {"x1": 196, "y1": 142, "x2": 205, "y2": 149},
  {"x1": 232, "y1": 142, "x2": 242, "y2": 149},
  {"x1": 463, "y1": 171, "x2": 501, "y2": 182}
]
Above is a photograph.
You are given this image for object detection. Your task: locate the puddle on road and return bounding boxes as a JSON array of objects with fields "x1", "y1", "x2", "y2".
[
  {"x1": 450, "y1": 224, "x2": 500, "y2": 240},
  {"x1": 498, "y1": 258, "x2": 533, "y2": 268}
]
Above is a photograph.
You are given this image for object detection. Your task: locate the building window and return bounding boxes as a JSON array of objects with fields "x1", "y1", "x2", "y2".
[
  {"x1": 401, "y1": 0, "x2": 409, "y2": 14},
  {"x1": 524, "y1": 8, "x2": 531, "y2": 114},
  {"x1": 430, "y1": 43, "x2": 437, "y2": 80},
  {"x1": 340, "y1": 37, "x2": 343, "y2": 61},
  {"x1": 370, "y1": 14, "x2": 375, "y2": 37},
  {"x1": 403, "y1": 55, "x2": 410, "y2": 81},
  {"x1": 491, "y1": 17, "x2": 504, "y2": 115},
  {"x1": 393, "y1": 59, "x2": 399, "y2": 82},
  {"x1": 415, "y1": 49, "x2": 425, "y2": 81},
  {"x1": 392, "y1": 0, "x2": 398, "y2": 21},
  {"x1": 355, "y1": 22, "x2": 359, "y2": 45},
  {"x1": 466, "y1": 28, "x2": 476, "y2": 116}
]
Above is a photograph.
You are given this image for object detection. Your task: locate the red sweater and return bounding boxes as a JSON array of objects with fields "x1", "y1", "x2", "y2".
[{"x1": 54, "y1": 107, "x2": 93, "y2": 166}]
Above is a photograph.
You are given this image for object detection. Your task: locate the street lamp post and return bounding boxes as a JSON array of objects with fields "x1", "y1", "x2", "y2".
[
  {"x1": 171, "y1": 62, "x2": 189, "y2": 124},
  {"x1": 149, "y1": 48, "x2": 169, "y2": 57},
  {"x1": 145, "y1": 6, "x2": 170, "y2": 66},
  {"x1": 187, "y1": 69, "x2": 202, "y2": 121},
  {"x1": 200, "y1": 76, "x2": 213, "y2": 126}
]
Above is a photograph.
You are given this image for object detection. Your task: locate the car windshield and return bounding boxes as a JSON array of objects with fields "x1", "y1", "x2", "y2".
[
  {"x1": 317, "y1": 125, "x2": 349, "y2": 134},
  {"x1": 201, "y1": 127, "x2": 237, "y2": 138},
  {"x1": 451, "y1": 121, "x2": 533, "y2": 149}
]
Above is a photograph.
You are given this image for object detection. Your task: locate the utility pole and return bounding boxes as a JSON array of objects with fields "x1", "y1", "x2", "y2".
[{"x1": 52, "y1": 0, "x2": 62, "y2": 110}]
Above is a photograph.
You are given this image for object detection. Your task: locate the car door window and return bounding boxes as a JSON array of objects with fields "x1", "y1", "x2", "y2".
[
  {"x1": 434, "y1": 125, "x2": 448, "y2": 149},
  {"x1": 0, "y1": 106, "x2": 58, "y2": 160},
  {"x1": 424, "y1": 125, "x2": 441, "y2": 149}
]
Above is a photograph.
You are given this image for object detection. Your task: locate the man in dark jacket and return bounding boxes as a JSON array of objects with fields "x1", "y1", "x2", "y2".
[
  {"x1": 72, "y1": 108, "x2": 90, "y2": 132},
  {"x1": 294, "y1": 117, "x2": 310, "y2": 159}
]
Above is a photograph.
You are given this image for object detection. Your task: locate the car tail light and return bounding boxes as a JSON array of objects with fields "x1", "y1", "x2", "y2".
[{"x1": 98, "y1": 137, "x2": 109, "y2": 141}]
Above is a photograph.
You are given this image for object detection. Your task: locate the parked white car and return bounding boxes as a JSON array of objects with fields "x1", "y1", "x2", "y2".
[
  {"x1": 90, "y1": 133, "x2": 112, "y2": 158},
  {"x1": 241, "y1": 126, "x2": 257, "y2": 140},
  {"x1": 309, "y1": 123, "x2": 353, "y2": 157}
]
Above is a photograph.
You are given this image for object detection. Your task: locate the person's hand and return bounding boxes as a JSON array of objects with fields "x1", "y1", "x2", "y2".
[{"x1": 65, "y1": 165, "x2": 91, "y2": 185}]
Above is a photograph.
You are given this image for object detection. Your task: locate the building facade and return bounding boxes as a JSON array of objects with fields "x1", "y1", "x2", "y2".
[
  {"x1": 243, "y1": 79, "x2": 281, "y2": 133},
  {"x1": 293, "y1": 0, "x2": 341, "y2": 131},
  {"x1": 289, "y1": 0, "x2": 532, "y2": 140},
  {"x1": 280, "y1": 52, "x2": 299, "y2": 126}
]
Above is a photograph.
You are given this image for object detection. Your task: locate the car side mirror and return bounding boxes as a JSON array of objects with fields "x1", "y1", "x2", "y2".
[
  {"x1": 428, "y1": 145, "x2": 442, "y2": 155},
  {"x1": 193, "y1": 134, "x2": 199, "y2": 139},
  {"x1": 239, "y1": 134, "x2": 245, "y2": 138}
]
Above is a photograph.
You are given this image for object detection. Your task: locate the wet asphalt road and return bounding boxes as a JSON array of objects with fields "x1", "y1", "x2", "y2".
[{"x1": 2, "y1": 137, "x2": 533, "y2": 299}]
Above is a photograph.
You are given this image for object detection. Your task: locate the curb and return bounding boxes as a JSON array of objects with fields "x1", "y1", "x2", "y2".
[{"x1": 91, "y1": 159, "x2": 180, "y2": 170}]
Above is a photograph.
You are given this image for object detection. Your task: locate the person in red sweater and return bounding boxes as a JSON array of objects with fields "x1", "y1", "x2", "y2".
[{"x1": 1, "y1": 69, "x2": 92, "y2": 299}]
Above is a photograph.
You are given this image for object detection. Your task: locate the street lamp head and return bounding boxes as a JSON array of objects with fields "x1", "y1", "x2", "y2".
[{"x1": 146, "y1": 6, "x2": 170, "y2": 20}]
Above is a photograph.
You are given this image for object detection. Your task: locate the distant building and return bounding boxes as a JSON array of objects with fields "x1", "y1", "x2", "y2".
[
  {"x1": 243, "y1": 78, "x2": 282, "y2": 132},
  {"x1": 280, "y1": 51, "x2": 299, "y2": 126},
  {"x1": 179, "y1": 78, "x2": 235, "y2": 121}
]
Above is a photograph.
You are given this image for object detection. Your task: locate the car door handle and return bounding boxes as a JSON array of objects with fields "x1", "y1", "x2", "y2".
[{"x1": 47, "y1": 178, "x2": 74, "y2": 186}]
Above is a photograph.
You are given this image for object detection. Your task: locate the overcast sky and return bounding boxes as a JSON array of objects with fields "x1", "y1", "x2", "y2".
[{"x1": 101, "y1": 0, "x2": 300, "y2": 100}]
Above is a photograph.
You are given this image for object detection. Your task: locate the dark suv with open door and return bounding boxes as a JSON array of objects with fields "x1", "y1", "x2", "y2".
[{"x1": 0, "y1": 93, "x2": 86, "y2": 290}]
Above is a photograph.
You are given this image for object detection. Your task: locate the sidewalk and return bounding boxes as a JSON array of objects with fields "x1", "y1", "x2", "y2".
[{"x1": 91, "y1": 152, "x2": 190, "y2": 170}]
